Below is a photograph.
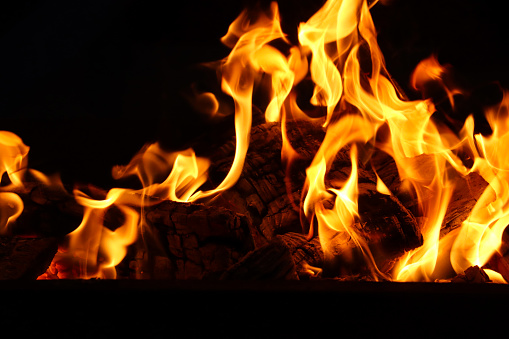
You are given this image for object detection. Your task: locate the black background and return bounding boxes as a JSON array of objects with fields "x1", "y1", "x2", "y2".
[{"x1": 1, "y1": 0, "x2": 508, "y2": 188}]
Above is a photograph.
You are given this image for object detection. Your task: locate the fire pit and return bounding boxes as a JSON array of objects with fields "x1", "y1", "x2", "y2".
[{"x1": 2, "y1": 0, "x2": 509, "y2": 293}]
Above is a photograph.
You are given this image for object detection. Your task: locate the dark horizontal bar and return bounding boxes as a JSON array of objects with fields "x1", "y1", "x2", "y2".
[
  {"x1": 2, "y1": 278, "x2": 509, "y2": 294},
  {"x1": 1, "y1": 280, "x2": 507, "y2": 337}
]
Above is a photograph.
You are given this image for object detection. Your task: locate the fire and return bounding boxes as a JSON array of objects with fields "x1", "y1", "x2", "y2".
[
  {"x1": 0, "y1": 131, "x2": 29, "y2": 188},
  {"x1": 2, "y1": 0, "x2": 509, "y2": 282},
  {"x1": 0, "y1": 132, "x2": 28, "y2": 234},
  {"x1": 449, "y1": 96, "x2": 509, "y2": 283},
  {"x1": 61, "y1": 189, "x2": 139, "y2": 279}
]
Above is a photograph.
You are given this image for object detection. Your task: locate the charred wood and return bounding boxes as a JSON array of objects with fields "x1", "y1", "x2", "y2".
[
  {"x1": 140, "y1": 200, "x2": 255, "y2": 279},
  {"x1": 0, "y1": 236, "x2": 58, "y2": 279},
  {"x1": 276, "y1": 232, "x2": 324, "y2": 279},
  {"x1": 442, "y1": 172, "x2": 488, "y2": 236}
]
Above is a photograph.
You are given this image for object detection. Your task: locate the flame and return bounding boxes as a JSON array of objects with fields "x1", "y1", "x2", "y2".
[
  {"x1": 410, "y1": 55, "x2": 447, "y2": 91},
  {"x1": 0, "y1": 131, "x2": 29, "y2": 188},
  {"x1": 314, "y1": 144, "x2": 382, "y2": 277},
  {"x1": 0, "y1": 131, "x2": 29, "y2": 233},
  {"x1": 449, "y1": 94, "x2": 509, "y2": 276},
  {"x1": 113, "y1": 144, "x2": 210, "y2": 202},
  {"x1": 297, "y1": 0, "x2": 362, "y2": 126},
  {"x1": 61, "y1": 189, "x2": 139, "y2": 279},
  {"x1": 292, "y1": 0, "x2": 509, "y2": 281},
  {"x1": 392, "y1": 72, "x2": 509, "y2": 282},
  {"x1": 411, "y1": 55, "x2": 461, "y2": 109},
  {"x1": 0, "y1": 192, "x2": 23, "y2": 234}
]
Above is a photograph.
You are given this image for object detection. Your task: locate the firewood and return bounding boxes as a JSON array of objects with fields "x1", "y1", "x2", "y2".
[
  {"x1": 140, "y1": 200, "x2": 255, "y2": 279},
  {"x1": 0, "y1": 236, "x2": 58, "y2": 279},
  {"x1": 276, "y1": 232, "x2": 324, "y2": 279},
  {"x1": 442, "y1": 172, "x2": 488, "y2": 236},
  {"x1": 0, "y1": 181, "x2": 81, "y2": 279},
  {"x1": 357, "y1": 182, "x2": 421, "y2": 257}
]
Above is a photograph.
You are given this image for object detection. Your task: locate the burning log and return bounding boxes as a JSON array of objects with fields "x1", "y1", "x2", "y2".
[
  {"x1": 208, "y1": 120, "x2": 421, "y2": 277},
  {"x1": 371, "y1": 150, "x2": 490, "y2": 236},
  {"x1": 208, "y1": 121, "x2": 313, "y2": 243},
  {"x1": 356, "y1": 182, "x2": 422, "y2": 265},
  {"x1": 139, "y1": 200, "x2": 255, "y2": 279}
]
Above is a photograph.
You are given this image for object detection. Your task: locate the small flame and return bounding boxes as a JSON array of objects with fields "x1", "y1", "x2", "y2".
[
  {"x1": 113, "y1": 144, "x2": 210, "y2": 202},
  {"x1": 410, "y1": 55, "x2": 460, "y2": 109},
  {"x1": 410, "y1": 55, "x2": 447, "y2": 91},
  {"x1": 0, "y1": 192, "x2": 23, "y2": 234}
]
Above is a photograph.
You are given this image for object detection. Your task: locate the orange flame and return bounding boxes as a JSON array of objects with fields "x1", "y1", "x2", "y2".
[
  {"x1": 62, "y1": 189, "x2": 139, "y2": 279},
  {"x1": 0, "y1": 131, "x2": 29, "y2": 233},
  {"x1": 411, "y1": 55, "x2": 461, "y2": 109},
  {"x1": 0, "y1": 131, "x2": 29, "y2": 188},
  {"x1": 447, "y1": 94, "x2": 509, "y2": 282}
]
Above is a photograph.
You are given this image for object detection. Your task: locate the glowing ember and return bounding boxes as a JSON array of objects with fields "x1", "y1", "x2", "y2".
[{"x1": 2, "y1": 0, "x2": 509, "y2": 282}]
